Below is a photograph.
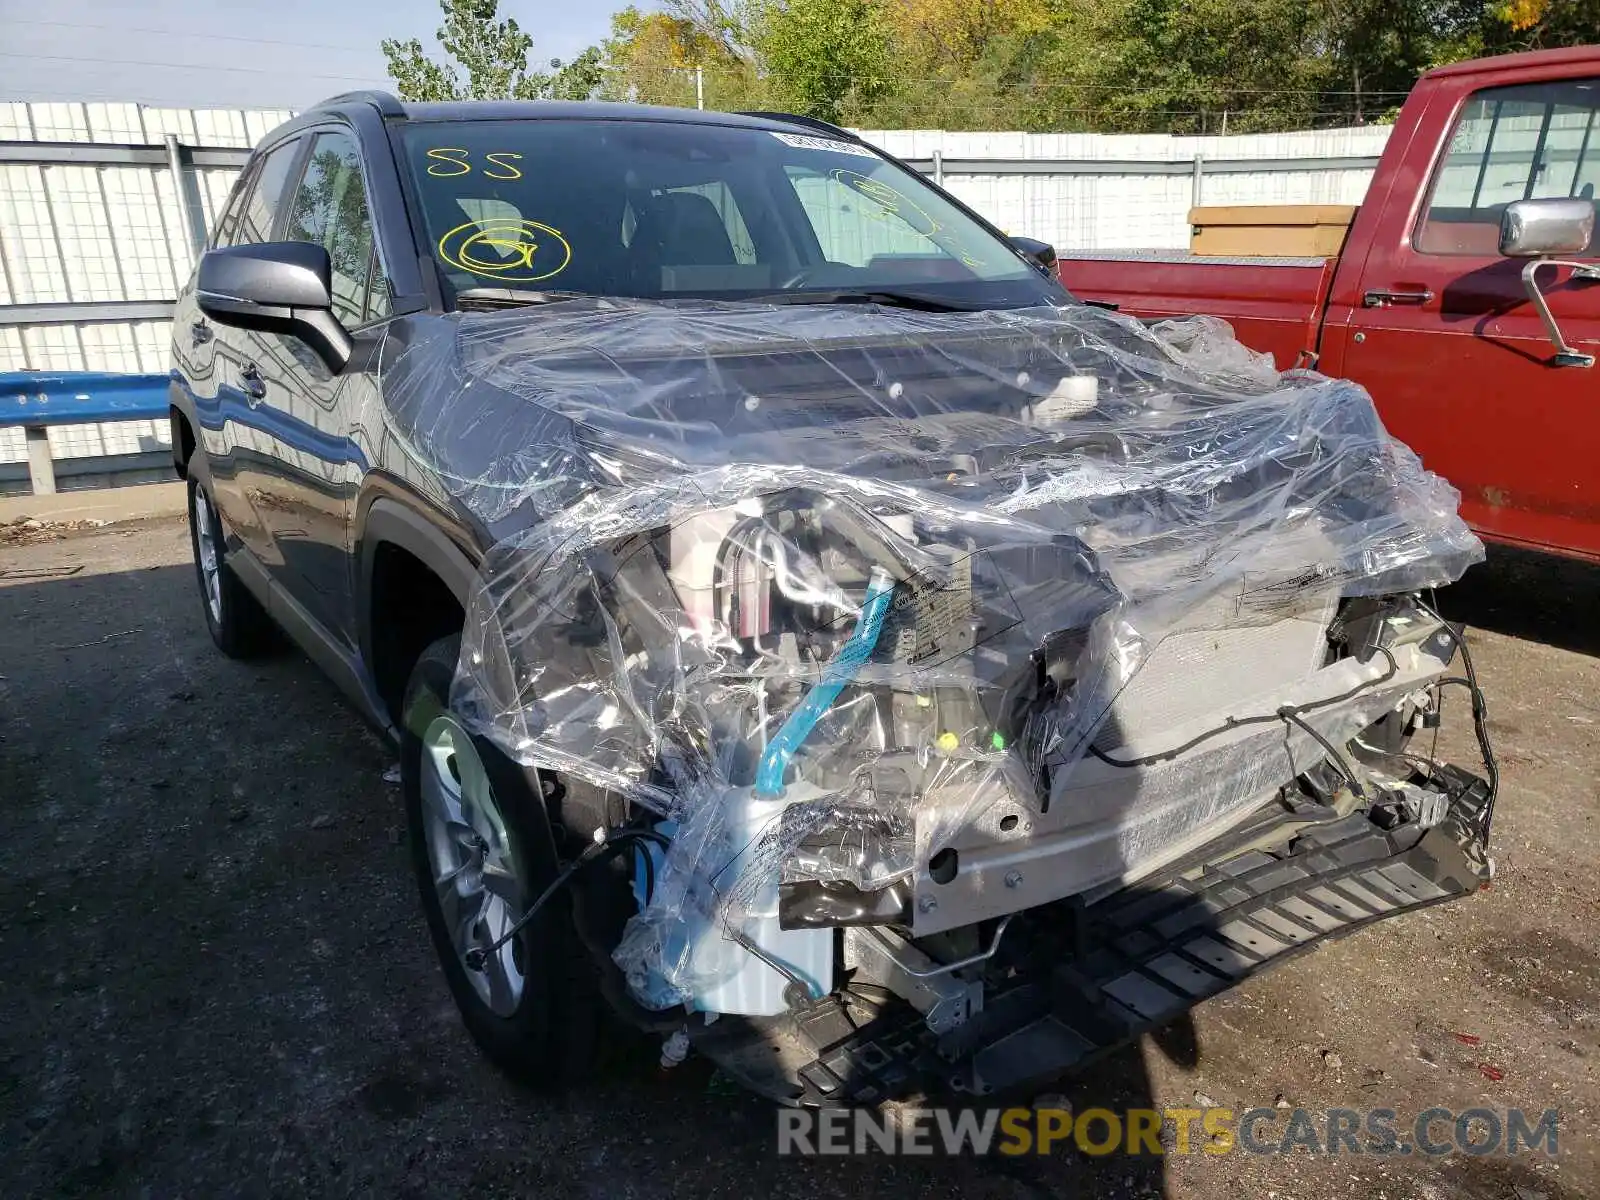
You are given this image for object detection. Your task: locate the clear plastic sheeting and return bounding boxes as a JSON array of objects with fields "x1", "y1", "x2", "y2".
[
  {"x1": 1145, "y1": 314, "x2": 1285, "y2": 391},
  {"x1": 385, "y1": 298, "x2": 1483, "y2": 1013}
]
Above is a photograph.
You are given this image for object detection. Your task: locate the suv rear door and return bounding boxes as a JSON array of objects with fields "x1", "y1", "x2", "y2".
[{"x1": 1322, "y1": 66, "x2": 1600, "y2": 561}]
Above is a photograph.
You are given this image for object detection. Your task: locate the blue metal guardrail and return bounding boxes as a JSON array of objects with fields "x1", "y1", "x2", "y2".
[{"x1": 1, "y1": 371, "x2": 169, "y2": 495}]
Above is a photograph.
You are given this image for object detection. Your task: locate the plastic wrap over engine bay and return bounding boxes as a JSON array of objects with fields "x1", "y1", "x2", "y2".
[{"x1": 380, "y1": 299, "x2": 1484, "y2": 1015}]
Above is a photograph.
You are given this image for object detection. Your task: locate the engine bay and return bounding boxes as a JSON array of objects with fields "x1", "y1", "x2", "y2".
[{"x1": 395, "y1": 298, "x2": 1494, "y2": 1079}]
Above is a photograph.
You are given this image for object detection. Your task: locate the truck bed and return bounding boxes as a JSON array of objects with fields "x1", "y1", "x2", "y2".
[{"x1": 1061, "y1": 251, "x2": 1338, "y2": 371}]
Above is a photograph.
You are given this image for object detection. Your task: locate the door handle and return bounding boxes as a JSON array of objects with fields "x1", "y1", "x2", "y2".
[
  {"x1": 1363, "y1": 288, "x2": 1434, "y2": 308},
  {"x1": 189, "y1": 318, "x2": 212, "y2": 346},
  {"x1": 238, "y1": 361, "x2": 267, "y2": 404}
]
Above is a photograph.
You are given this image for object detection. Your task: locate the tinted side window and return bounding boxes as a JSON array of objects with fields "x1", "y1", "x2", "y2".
[
  {"x1": 365, "y1": 245, "x2": 391, "y2": 322},
  {"x1": 234, "y1": 138, "x2": 303, "y2": 246},
  {"x1": 212, "y1": 161, "x2": 259, "y2": 248},
  {"x1": 1417, "y1": 78, "x2": 1600, "y2": 256},
  {"x1": 283, "y1": 131, "x2": 381, "y2": 326}
]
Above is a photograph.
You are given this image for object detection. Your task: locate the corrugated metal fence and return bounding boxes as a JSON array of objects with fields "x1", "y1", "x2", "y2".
[
  {"x1": 0, "y1": 100, "x2": 1392, "y2": 489},
  {"x1": 0, "y1": 103, "x2": 289, "y2": 488},
  {"x1": 862, "y1": 124, "x2": 1392, "y2": 251}
]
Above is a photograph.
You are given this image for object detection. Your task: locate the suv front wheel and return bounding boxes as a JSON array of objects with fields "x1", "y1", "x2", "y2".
[{"x1": 401, "y1": 635, "x2": 598, "y2": 1086}]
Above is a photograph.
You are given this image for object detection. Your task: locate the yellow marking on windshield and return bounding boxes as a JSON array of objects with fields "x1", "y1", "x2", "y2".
[
  {"x1": 437, "y1": 218, "x2": 573, "y2": 283},
  {"x1": 832, "y1": 169, "x2": 940, "y2": 236},
  {"x1": 831, "y1": 168, "x2": 988, "y2": 269},
  {"x1": 483, "y1": 152, "x2": 524, "y2": 181},
  {"x1": 425, "y1": 147, "x2": 471, "y2": 177},
  {"x1": 424, "y1": 149, "x2": 525, "y2": 180}
]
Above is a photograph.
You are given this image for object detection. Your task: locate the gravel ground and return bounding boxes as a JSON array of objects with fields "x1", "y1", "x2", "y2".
[{"x1": 1, "y1": 515, "x2": 1596, "y2": 1199}]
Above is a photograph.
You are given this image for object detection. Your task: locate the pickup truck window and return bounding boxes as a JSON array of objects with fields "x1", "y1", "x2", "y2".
[
  {"x1": 399, "y1": 120, "x2": 1047, "y2": 308},
  {"x1": 1418, "y1": 78, "x2": 1600, "y2": 256}
]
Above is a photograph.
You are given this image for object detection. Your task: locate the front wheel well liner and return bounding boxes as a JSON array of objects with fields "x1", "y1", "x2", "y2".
[
  {"x1": 368, "y1": 542, "x2": 466, "y2": 728},
  {"x1": 360, "y1": 497, "x2": 478, "y2": 729}
]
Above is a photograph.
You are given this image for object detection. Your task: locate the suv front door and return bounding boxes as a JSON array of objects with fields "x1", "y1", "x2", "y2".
[
  {"x1": 243, "y1": 127, "x2": 390, "y2": 645},
  {"x1": 199, "y1": 136, "x2": 304, "y2": 561},
  {"x1": 1325, "y1": 69, "x2": 1600, "y2": 562}
]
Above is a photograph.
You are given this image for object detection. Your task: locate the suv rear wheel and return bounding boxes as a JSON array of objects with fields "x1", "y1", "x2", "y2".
[
  {"x1": 186, "y1": 478, "x2": 275, "y2": 657},
  {"x1": 401, "y1": 635, "x2": 598, "y2": 1086}
]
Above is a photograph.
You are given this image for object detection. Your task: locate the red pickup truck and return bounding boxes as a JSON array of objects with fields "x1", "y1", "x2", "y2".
[{"x1": 1060, "y1": 45, "x2": 1600, "y2": 564}]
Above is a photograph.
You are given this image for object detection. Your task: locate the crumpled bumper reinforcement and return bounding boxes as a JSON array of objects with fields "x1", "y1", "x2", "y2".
[{"x1": 692, "y1": 765, "x2": 1492, "y2": 1105}]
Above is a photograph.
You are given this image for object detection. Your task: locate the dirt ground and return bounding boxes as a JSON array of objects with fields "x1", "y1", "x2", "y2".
[{"x1": 1, "y1": 515, "x2": 1595, "y2": 1199}]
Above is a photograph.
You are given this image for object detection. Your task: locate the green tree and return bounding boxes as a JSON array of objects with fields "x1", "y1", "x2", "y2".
[
  {"x1": 381, "y1": 0, "x2": 592, "y2": 101},
  {"x1": 665, "y1": 0, "x2": 762, "y2": 59},
  {"x1": 1305, "y1": 1, "x2": 1484, "y2": 125},
  {"x1": 754, "y1": 0, "x2": 894, "y2": 123},
  {"x1": 548, "y1": 46, "x2": 606, "y2": 101},
  {"x1": 852, "y1": 0, "x2": 1064, "y2": 130},
  {"x1": 1032, "y1": 0, "x2": 1331, "y2": 134},
  {"x1": 1483, "y1": 0, "x2": 1600, "y2": 50},
  {"x1": 600, "y1": 4, "x2": 761, "y2": 108},
  {"x1": 387, "y1": 0, "x2": 1600, "y2": 134}
]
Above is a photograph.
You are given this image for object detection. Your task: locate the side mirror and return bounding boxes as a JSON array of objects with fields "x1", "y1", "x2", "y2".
[
  {"x1": 197, "y1": 242, "x2": 352, "y2": 371},
  {"x1": 1499, "y1": 197, "x2": 1594, "y2": 258},
  {"x1": 1009, "y1": 235, "x2": 1060, "y2": 282},
  {"x1": 1499, "y1": 198, "x2": 1598, "y2": 369}
]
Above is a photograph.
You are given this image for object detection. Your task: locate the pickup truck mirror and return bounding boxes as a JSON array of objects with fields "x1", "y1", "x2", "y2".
[
  {"x1": 1497, "y1": 198, "x2": 1599, "y2": 369},
  {"x1": 1009, "y1": 235, "x2": 1060, "y2": 282},
  {"x1": 1499, "y1": 197, "x2": 1594, "y2": 258},
  {"x1": 197, "y1": 242, "x2": 353, "y2": 372}
]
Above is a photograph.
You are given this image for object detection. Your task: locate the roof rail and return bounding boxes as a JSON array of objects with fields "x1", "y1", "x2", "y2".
[
  {"x1": 736, "y1": 110, "x2": 858, "y2": 140},
  {"x1": 316, "y1": 90, "x2": 407, "y2": 119}
]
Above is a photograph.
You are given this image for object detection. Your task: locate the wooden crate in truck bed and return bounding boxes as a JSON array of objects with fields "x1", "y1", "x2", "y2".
[{"x1": 1189, "y1": 205, "x2": 1357, "y2": 257}]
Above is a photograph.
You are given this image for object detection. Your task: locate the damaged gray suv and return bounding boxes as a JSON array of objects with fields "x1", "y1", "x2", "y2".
[{"x1": 169, "y1": 92, "x2": 1498, "y2": 1103}]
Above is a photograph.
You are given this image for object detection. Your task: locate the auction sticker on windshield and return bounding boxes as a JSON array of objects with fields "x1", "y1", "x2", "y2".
[{"x1": 768, "y1": 131, "x2": 879, "y2": 158}]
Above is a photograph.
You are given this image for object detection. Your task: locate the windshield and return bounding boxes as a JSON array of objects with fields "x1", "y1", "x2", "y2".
[{"x1": 398, "y1": 118, "x2": 1059, "y2": 310}]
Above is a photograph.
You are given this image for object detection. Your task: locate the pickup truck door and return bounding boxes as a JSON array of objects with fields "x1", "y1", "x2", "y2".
[
  {"x1": 1323, "y1": 69, "x2": 1600, "y2": 562},
  {"x1": 242, "y1": 127, "x2": 390, "y2": 647}
]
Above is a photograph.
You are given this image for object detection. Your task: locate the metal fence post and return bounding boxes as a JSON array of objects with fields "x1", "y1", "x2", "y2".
[
  {"x1": 24, "y1": 426, "x2": 57, "y2": 495},
  {"x1": 1191, "y1": 153, "x2": 1206, "y2": 209},
  {"x1": 164, "y1": 134, "x2": 207, "y2": 265}
]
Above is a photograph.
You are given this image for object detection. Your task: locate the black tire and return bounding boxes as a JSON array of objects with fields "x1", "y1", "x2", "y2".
[
  {"x1": 186, "y1": 476, "x2": 276, "y2": 658},
  {"x1": 401, "y1": 635, "x2": 599, "y2": 1087}
]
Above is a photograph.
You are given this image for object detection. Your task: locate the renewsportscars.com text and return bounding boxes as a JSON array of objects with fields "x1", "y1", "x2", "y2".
[{"x1": 776, "y1": 1105, "x2": 1561, "y2": 1158}]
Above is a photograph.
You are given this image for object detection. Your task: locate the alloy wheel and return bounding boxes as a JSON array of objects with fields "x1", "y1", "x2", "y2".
[{"x1": 418, "y1": 713, "x2": 527, "y2": 1016}]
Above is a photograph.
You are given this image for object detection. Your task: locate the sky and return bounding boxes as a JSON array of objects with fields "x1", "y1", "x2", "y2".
[{"x1": 0, "y1": 0, "x2": 634, "y2": 110}]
